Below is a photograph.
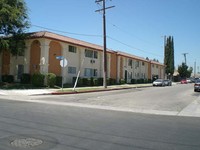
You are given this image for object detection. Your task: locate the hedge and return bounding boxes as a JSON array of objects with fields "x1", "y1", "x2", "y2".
[{"x1": 31, "y1": 73, "x2": 45, "y2": 87}]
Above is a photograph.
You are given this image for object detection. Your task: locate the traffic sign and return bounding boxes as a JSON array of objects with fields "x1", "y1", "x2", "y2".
[
  {"x1": 56, "y1": 56, "x2": 64, "y2": 60},
  {"x1": 60, "y1": 58, "x2": 68, "y2": 67}
]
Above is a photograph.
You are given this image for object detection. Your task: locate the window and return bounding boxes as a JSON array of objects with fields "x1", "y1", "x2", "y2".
[
  {"x1": 135, "y1": 61, "x2": 139, "y2": 68},
  {"x1": 128, "y1": 72, "x2": 132, "y2": 79},
  {"x1": 142, "y1": 62, "x2": 145, "y2": 66},
  {"x1": 68, "y1": 66, "x2": 76, "y2": 74},
  {"x1": 85, "y1": 49, "x2": 98, "y2": 59},
  {"x1": 17, "y1": 65, "x2": 24, "y2": 79},
  {"x1": 128, "y1": 59, "x2": 132, "y2": 67},
  {"x1": 84, "y1": 68, "x2": 97, "y2": 77},
  {"x1": 69, "y1": 45, "x2": 77, "y2": 53}
]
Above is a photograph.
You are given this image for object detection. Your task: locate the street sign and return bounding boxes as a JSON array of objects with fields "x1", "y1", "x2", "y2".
[
  {"x1": 56, "y1": 56, "x2": 64, "y2": 60},
  {"x1": 60, "y1": 58, "x2": 68, "y2": 67}
]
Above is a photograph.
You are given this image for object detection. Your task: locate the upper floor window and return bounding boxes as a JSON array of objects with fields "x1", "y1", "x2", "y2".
[
  {"x1": 135, "y1": 61, "x2": 139, "y2": 68},
  {"x1": 142, "y1": 62, "x2": 145, "y2": 66},
  {"x1": 128, "y1": 59, "x2": 132, "y2": 67},
  {"x1": 69, "y1": 45, "x2": 77, "y2": 53},
  {"x1": 85, "y1": 49, "x2": 98, "y2": 59}
]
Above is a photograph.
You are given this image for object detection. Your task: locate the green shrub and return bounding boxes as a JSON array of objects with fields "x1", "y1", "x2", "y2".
[
  {"x1": 93, "y1": 78, "x2": 98, "y2": 86},
  {"x1": 31, "y1": 73, "x2": 45, "y2": 87},
  {"x1": 148, "y1": 79, "x2": 152, "y2": 83},
  {"x1": 82, "y1": 78, "x2": 89, "y2": 86},
  {"x1": 144, "y1": 79, "x2": 148, "y2": 83},
  {"x1": 106, "y1": 78, "x2": 110, "y2": 85},
  {"x1": 2, "y1": 75, "x2": 14, "y2": 83},
  {"x1": 97, "y1": 78, "x2": 103, "y2": 86},
  {"x1": 20, "y1": 73, "x2": 31, "y2": 84},
  {"x1": 90, "y1": 77, "x2": 94, "y2": 86},
  {"x1": 110, "y1": 78, "x2": 116, "y2": 85},
  {"x1": 46, "y1": 73, "x2": 56, "y2": 88},
  {"x1": 119, "y1": 79, "x2": 125, "y2": 84},
  {"x1": 131, "y1": 79, "x2": 137, "y2": 84},
  {"x1": 137, "y1": 78, "x2": 144, "y2": 84},
  {"x1": 56, "y1": 76, "x2": 62, "y2": 86}
]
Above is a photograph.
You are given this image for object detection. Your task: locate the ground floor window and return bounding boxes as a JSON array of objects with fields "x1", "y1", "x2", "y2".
[
  {"x1": 68, "y1": 66, "x2": 76, "y2": 74},
  {"x1": 84, "y1": 68, "x2": 97, "y2": 77}
]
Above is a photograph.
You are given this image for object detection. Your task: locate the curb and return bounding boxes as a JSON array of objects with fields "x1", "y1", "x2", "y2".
[{"x1": 51, "y1": 85, "x2": 153, "y2": 95}]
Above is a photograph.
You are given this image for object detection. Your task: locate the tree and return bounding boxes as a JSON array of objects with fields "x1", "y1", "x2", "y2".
[
  {"x1": 0, "y1": 0, "x2": 29, "y2": 55},
  {"x1": 178, "y1": 63, "x2": 193, "y2": 78},
  {"x1": 164, "y1": 36, "x2": 175, "y2": 78}
]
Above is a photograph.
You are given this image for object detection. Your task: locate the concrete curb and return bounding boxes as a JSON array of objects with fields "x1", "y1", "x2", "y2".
[{"x1": 50, "y1": 85, "x2": 153, "y2": 95}]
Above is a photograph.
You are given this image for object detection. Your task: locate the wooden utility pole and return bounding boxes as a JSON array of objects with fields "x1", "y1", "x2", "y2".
[
  {"x1": 182, "y1": 53, "x2": 188, "y2": 65},
  {"x1": 95, "y1": 0, "x2": 115, "y2": 88}
]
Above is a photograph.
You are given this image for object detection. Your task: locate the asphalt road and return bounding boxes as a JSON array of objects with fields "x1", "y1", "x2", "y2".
[
  {"x1": 27, "y1": 84, "x2": 200, "y2": 115},
  {"x1": 0, "y1": 99, "x2": 200, "y2": 150},
  {"x1": 0, "y1": 84, "x2": 200, "y2": 149}
]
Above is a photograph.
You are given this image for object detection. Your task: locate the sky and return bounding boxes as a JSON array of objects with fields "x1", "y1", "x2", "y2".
[{"x1": 25, "y1": 0, "x2": 200, "y2": 71}]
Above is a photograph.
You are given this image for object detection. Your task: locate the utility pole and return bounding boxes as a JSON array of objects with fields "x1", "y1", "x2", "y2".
[
  {"x1": 95, "y1": 0, "x2": 115, "y2": 88},
  {"x1": 182, "y1": 53, "x2": 188, "y2": 65},
  {"x1": 194, "y1": 60, "x2": 196, "y2": 78}
]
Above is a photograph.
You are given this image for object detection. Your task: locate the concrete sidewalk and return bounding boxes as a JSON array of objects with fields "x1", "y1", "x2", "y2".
[{"x1": 0, "y1": 84, "x2": 152, "y2": 96}]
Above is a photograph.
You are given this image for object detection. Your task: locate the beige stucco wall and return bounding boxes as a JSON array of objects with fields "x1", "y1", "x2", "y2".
[{"x1": 151, "y1": 64, "x2": 164, "y2": 79}]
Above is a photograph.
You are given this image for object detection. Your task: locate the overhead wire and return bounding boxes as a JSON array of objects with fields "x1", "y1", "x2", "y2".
[
  {"x1": 31, "y1": 24, "x2": 164, "y2": 58},
  {"x1": 32, "y1": 24, "x2": 102, "y2": 37}
]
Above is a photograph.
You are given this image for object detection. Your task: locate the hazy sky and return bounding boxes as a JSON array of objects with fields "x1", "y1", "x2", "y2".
[{"x1": 26, "y1": 0, "x2": 200, "y2": 70}]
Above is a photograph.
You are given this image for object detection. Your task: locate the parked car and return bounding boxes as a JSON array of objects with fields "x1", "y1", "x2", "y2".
[
  {"x1": 186, "y1": 78, "x2": 192, "y2": 83},
  {"x1": 194, "y1": 79, "x2": 200, "y2": 92},
  {"x1": 164, "y1": 79, "x2": 172, "y2": 86},
  {"x1": 180, "y1": 79, "x2": 187, "y2": 84},
  {"x1": 153, "y1": 79, "x2": 165, "y2": 86}
]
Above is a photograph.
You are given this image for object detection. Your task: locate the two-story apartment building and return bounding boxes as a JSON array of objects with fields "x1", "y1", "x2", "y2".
[{"x1": 0, "y1": 31, "x2": 165, "y2": 84}]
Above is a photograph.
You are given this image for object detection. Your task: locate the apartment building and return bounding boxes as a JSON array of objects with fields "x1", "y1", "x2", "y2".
[{"x1": 0, "y1": 31, "x2": 165, "y2": 83}]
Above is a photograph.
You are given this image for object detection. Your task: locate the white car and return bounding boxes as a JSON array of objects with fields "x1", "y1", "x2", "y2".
[{"x1": 153, "y1": 79, "x2": 165, "y2": 86}]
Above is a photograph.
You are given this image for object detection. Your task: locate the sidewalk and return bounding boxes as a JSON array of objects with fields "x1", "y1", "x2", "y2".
[{"x1": 0, "y1": 83, "x2": 152, "y2": 96}]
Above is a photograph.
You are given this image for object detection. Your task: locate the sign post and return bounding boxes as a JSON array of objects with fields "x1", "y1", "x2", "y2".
[{"x1": 56, "y1": 56, "x2": 68, "y2": 91}]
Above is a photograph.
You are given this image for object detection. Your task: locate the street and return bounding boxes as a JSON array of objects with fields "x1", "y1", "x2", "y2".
[
  {"x1": 0, "y1": 84, "x2": 200, "y2": 149},
  {"x1": 30, "y1": 83, "x2": 200, "y2": 116}
]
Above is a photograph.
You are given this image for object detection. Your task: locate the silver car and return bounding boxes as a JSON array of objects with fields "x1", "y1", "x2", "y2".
[
  {"x1": 164, "y1": 79, "x2": 172, "y2": 86},
  {"x1": 153, "y1": 79, "x2": 165, "y2": 86}
]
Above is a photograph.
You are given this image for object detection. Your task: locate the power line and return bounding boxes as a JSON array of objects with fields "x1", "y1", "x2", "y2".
[
  {"x1": 107, "y1": 36, "x2": 163, "y2": 58},
  {"x1": 32, "y1": 24, "x2": 102, "y2": 37},
  {"x1": 32, "y1": 24, "x2": 164, "y2": 58}
]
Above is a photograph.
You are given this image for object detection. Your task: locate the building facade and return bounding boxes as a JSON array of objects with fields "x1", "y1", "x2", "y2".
[{"x1": 0, "y1": 31, "x2": 165, "y2": 84}]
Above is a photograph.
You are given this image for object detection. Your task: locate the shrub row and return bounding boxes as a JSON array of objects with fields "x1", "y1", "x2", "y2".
[
  {"x1": 1, "y1": 75, "x2": 14, "y2": 83},
  {"x1": 1, "y1": 73, "x2": 58, "y2": 88},
  {"x1": 72, "y1": 77, "x2": 117, "y2": 87},
  {"x1": 131, "y1": 78, "x2": 152, "y2": 84},
  {"x1": 1, "y1": 74, "x2": 152, "y2": 87}
]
